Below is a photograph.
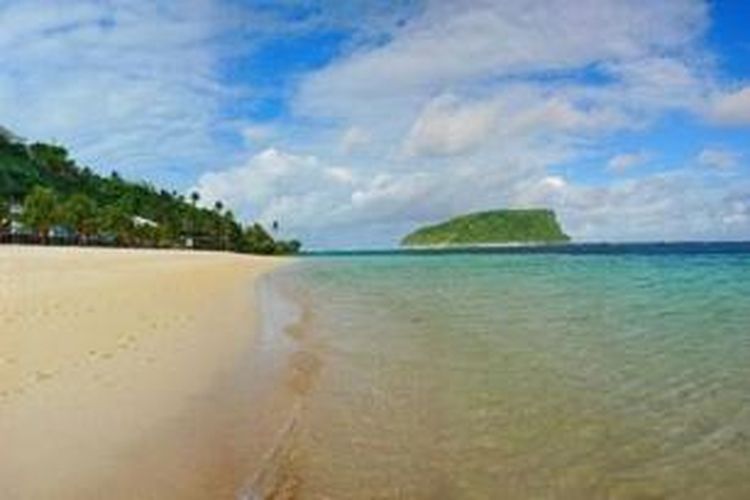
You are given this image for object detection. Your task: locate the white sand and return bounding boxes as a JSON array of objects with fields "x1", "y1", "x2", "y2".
[{"x1": 0, "y1": 246, "x2": 287, "y2": 499}]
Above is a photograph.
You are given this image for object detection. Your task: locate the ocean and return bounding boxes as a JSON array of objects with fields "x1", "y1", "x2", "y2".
[{"x1": 252, "y1": 243, "x2": 750, "y2": 499}]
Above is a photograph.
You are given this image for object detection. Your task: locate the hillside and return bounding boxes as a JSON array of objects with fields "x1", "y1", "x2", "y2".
[
  {"x1": 0, "y1": 127, "x2": 299, "y2": 254},
  {"x1": 401, "y1": 209, "x2": 570, "y2": 247}
]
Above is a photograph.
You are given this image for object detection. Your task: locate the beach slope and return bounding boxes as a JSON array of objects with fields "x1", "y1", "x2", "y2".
[{"x1": 0, "y1": 246, "x2": 284, "y2": 499}]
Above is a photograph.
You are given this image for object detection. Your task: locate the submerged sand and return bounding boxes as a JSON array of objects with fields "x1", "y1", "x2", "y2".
[{"x1": 0, "y1": 246, "x2": 288, "y2": 499}]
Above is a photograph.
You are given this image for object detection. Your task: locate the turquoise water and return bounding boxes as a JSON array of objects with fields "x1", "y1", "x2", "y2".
[{"x1": 261, "y1": 249, "x2": 750, "y2": 498}]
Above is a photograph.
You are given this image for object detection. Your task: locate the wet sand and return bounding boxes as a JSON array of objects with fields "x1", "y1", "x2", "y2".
[{"x1": 0, "y1": 246, "x2": 289, "y2": 499}]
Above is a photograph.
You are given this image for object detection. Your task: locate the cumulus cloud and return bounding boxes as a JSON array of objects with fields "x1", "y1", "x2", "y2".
[
  {"x1": 601, "y1": 57, "x2": 710, "y2": 113},
  {"x1": 196, "y1": 143, "x2": 750, "y2": 248},
  {"x1": 339, "y1": 126, "x2": 371, "y2": 154},
  {"x1": 194, "y1": 148, "x2": 360, "y2": 232},
  {"x1": 607, "y1": 152, "x2": 650, "y2": 173},
  {"x1": 706, "y1": 86, "x2": 750, "y2": 125},
  {"x1": 200, "y1": 0, "x2": 750, "y2": 246},
  {"x1": 297, "y1": 0, "x2": 707, "y2": 116},
  {"x1": 195, "y1": 144, "x2": 554, "y2": 244},
  {"x1": 241, "y1": 124, "x2": 278, "y2": 146},
  {"x1": 697, "y1": 148, "x2": 740, "y2": 169},
  {"x1": 504, "y1": 171, "x2": 750, "y2": 242},
  {"x1": 0, "y1": 0, "x2": 239, "y2": 185},
  {"x1": 402, "y1": 94, "x2": 497, "y2": 157}
]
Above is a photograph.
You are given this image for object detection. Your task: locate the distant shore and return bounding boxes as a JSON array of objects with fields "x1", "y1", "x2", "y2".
[{"x1": 0, "y1": 246, "x2": 288, "y2": 499}]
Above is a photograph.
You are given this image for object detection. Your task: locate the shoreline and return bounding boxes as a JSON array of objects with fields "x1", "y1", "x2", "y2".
[{"x1": 0, "y1": 246, "x2": 290, "y2": 499}]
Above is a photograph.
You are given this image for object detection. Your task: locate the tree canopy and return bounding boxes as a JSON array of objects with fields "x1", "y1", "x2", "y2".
[
  {"x1": 402, "y1": 209, "x2": 570, "y2": 247},
  {"x1": 22, "y1": 186, "x2": 58, "y2": 242},
  {"x1": 0, "y1": 128, "x2": 301, "y2": 253}
]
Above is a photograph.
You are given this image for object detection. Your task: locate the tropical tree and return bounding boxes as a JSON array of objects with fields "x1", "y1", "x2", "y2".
[
  {"x1": 2, "y1": 127, "x2": 306, "y2": 253},
  {"x1": 242, "y1": 223, "x2": 277, "y2": 254},
  {"x1": 0, "y1": 197, "x2": 9, "y2": 228},
  {"x1": 213, "y1": 201, "x2": 225, "y2": 249},
  {"x1": 133, "y1": 223, "x2": 160, "y2": 248},
  {"x1": 186, "y1": 191, "x2": 201, "y2": 245},
  {"x1": 61, "y1": 193, "x2": 98, "y2": 243},
  {"x1": 276, "y1": 239, "x2": 302, "y2": 254},
  {"x1": 99, "y1": 203, "x2": 134, "y2": 246},
  {"x1": 29, "y1": 143, "x2": 75, "y2": 177},
  {"x1": 22, "y1": 187, "x2": 59, "y2": 243},
  {"x1": 223, "y1": 210, "x2": 242, "y2": 251}
]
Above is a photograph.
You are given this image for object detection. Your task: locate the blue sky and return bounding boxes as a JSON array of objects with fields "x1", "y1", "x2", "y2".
[{"x1": 1, "y1": 0, "x2": 749, "y2": 248}]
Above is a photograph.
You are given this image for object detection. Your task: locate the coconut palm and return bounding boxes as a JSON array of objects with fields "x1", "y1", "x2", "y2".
[
  {"x1": 22, "y1": 187, "x2": 59, "y2": 243},
  {"x1": 186, "y1": 191, "x2": 201, "y2": 246},
  {"x1": 0, "y1": 198, "x2": 9, "y2": 228},
  {"x1": 213, "y1": 200, "x2": 225, "y2": 249},
  {"x1": 61, "y1": 193, "x2": 98, "y2": 244},
  {"x1": 99, "y1": 203, "x2": 134, "y2": 246},
  {"x1": 0, "y1": 198, "x2": 10, "y2": 242}
]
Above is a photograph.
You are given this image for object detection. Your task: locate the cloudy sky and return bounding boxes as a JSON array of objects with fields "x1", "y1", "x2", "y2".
[{"x1": 2, "y1": 0, "x2": 749, "y2": 248}]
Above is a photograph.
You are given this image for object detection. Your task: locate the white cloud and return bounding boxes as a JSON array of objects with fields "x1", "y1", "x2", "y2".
[
  {"x1": 505, "y1": 171, "x2": 750, "y2": 242},
  {"x1": 242, "y1": 124, "x2": 277, "y2": 145},
  {"x1": 0, "y1": 0, "x2": 236, "y2": 185},
  {"x1": 504, "y1": 95, "x2": 627, "y2": 135},
  {"x1": 204, "y1": 0, "x2": 750, "y2": 246},
  {"x1": 400, "y1": 89, "x2": 628, "y2": 159},
  {"x1": 697, "y1": 148, "x2": 740, "y2": 169},
  {"x1": 197, "y1": 143, "x2": 750, "y2": 248},
  {"x1": 197, "y1": 148, "x2": 319, "y2": 208},
  {"x1": 195, "y1": 144, "x2": 551, "y2": 243},
  {"x1": 402, "y1": 94, "x2": 497, "y2": 157},
  {"x1": 325, "y1": 166, "x2": 357, "y2": 185},
  {"x1": 607, "y1": 151, "x2": 650, "y2": 173},
  {"x1": 194, "y1": 148, "x2": 360, "y2": 234},
  {"x1": 297, "y1": 0, "x2": 707, "y2": 117},
  {"x1": 601, "y1": 57, "x2": 710, "y2": 113},
  {"x1": 339, "y1": 126, "x2": 371, "y2": 154},
  {"x1": 706, "y1": 86, "x2": 750, "y2": 126}
]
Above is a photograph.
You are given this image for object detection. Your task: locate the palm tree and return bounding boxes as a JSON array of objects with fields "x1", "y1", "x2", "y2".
[
  {"x1": 213, "y1": 200, "x2": 225, "y2": 250},
  {"x1": 0, "y1": 198, "x2": 11, "y2": 242},
  {"x1": 133, "y1": 223, "x2": 159, "y2": 248},
  {"x1": 99, "y1": 203, "x2": 134, "y2": 246},
  {"x1": 61, "y1": 193, "x2": 98, "y2": 244},
  {"x1": 223, "y1": 210, "x2": 241, "y2": 251},
  {"x1": 187, "y1": 191, "x2": 201, "y2": 248},
  {"x1": 0, "y1": 197, "x2": 9, "y2": 229},
  {"x1": 243, "y1": 223, "x2": 276, "y2": 254},
  {"x1": 22, "y1": 187, "x2": 59, "y2": 244}
]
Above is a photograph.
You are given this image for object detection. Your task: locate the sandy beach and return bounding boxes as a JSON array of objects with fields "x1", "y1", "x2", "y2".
[{"x1": 0, "y1": 246, "x2": 288, "y2": 499}]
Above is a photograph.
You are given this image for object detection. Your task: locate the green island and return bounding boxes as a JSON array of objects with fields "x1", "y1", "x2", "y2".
[
  {"x1": 0, "y1": 127, "x2": 299, "y2": 254},
  {"x1": 401, "y1": 209, "x2": 570, "y2": 247}
]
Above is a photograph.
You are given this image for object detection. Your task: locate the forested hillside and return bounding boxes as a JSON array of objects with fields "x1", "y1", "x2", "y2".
[
  {"x1": 402, "y1": 209, "x2": 570, "y2": 246},
  {"x1": 0, "y1": 127, "x2": 299, "y2": 254}
]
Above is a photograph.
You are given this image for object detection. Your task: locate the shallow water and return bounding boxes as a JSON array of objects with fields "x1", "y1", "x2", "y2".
[{"x1": 258, "y1": 247, "x2": 750, "y2": 499}]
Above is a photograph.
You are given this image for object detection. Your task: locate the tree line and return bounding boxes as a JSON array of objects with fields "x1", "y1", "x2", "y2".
[{"x1": 0, "y1": 129, "x2": 300, "y2": 254}]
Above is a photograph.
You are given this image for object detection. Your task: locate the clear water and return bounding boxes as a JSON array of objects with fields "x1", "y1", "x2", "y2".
[{"x1": 257, "y1": 245, "x2": 750, "y2": 499}]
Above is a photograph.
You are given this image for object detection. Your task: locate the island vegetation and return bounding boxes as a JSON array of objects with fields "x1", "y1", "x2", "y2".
[
  {"x1": 401, "y1": 209, "x2": 570, "y2": 247},
  {"x1": 0, "y1": 127, "x2": 300, "y2": 254}
]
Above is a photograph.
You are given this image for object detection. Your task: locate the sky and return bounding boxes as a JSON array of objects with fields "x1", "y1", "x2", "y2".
[{"x1": 1, "y1": 0, "x2": 749, "y2": 248}]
